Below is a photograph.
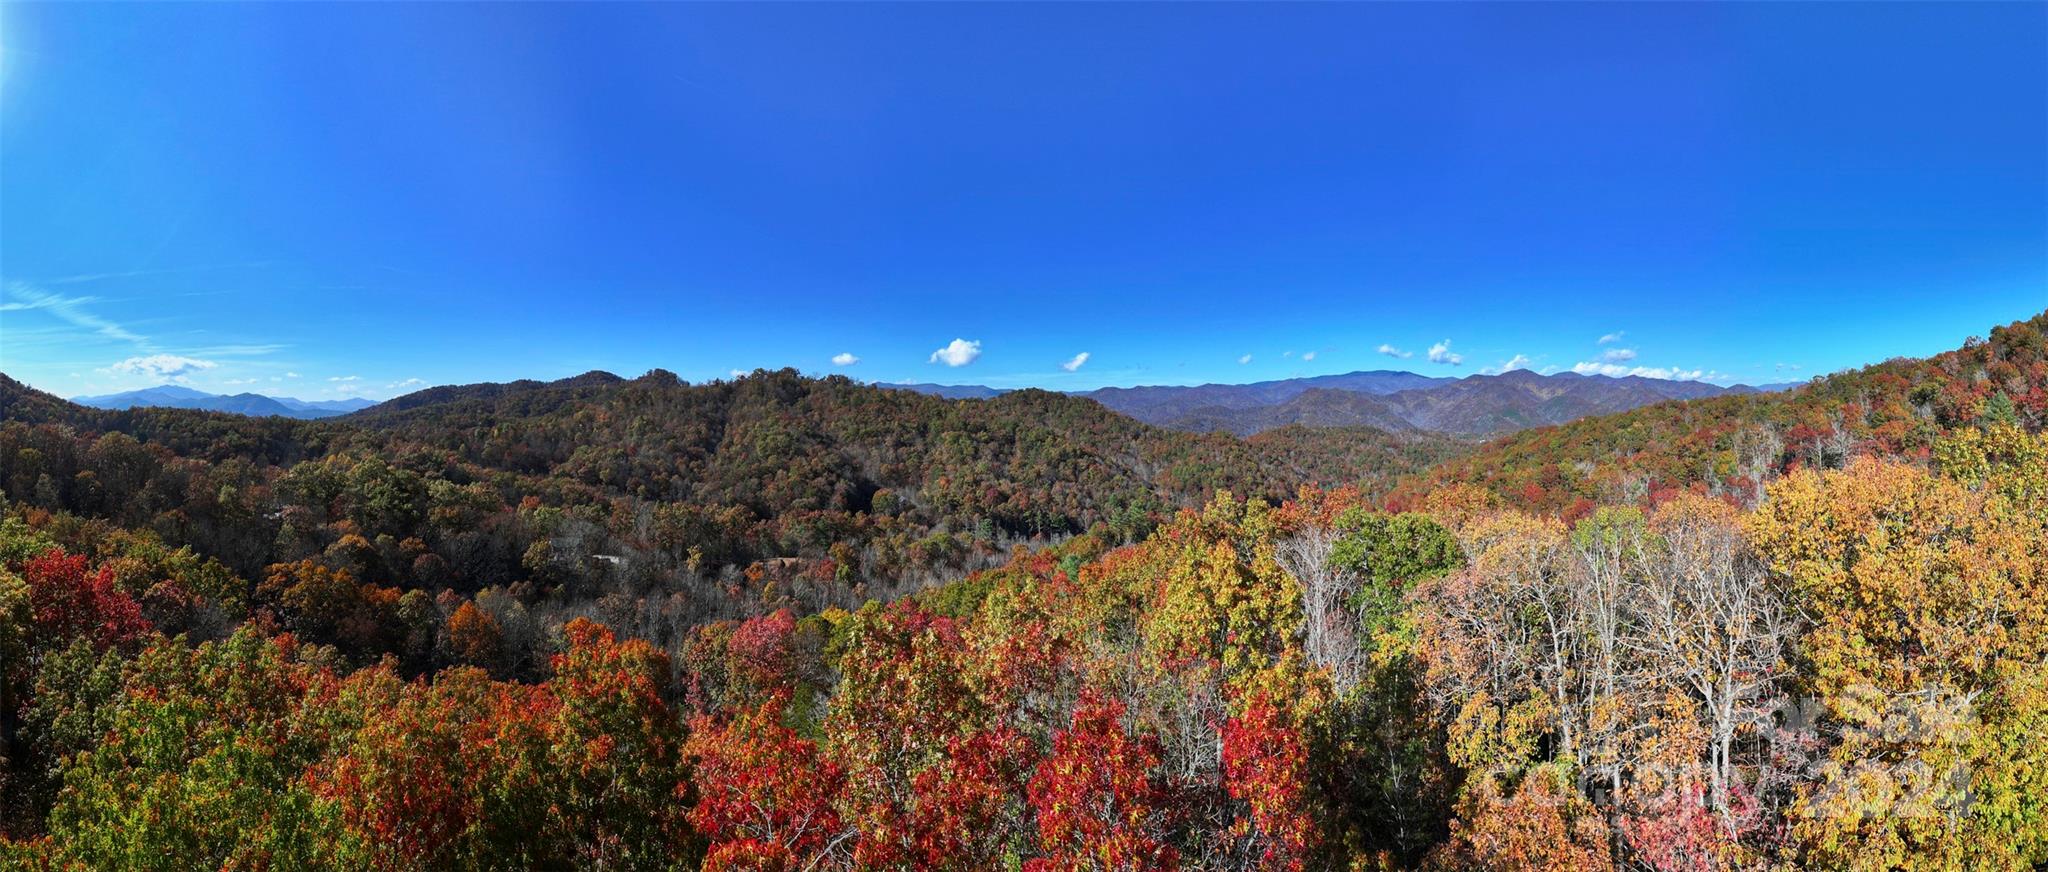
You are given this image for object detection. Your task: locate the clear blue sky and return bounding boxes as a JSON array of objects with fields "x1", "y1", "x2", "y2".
[{"x1": 3, "y1": 2, "x2": 2043, "y2": 400}]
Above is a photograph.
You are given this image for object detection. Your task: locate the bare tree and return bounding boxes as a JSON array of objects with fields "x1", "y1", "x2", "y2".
[
  {"x1": 1570, "y1": 510, "x2": 1651, "y2": 807},
  {"x1": 1627, "y1": 499, "x2": 1796, "y2": 828},
  {"x1": 1276, "y1": 526, "x2": 1366, "y2": 694},
  {"x1": 1419, "y1": 503, "x2": 1805, "y2": 853},
  {"x1": 1426, "y1": 515, "x2": 1584, "y2": 766}
]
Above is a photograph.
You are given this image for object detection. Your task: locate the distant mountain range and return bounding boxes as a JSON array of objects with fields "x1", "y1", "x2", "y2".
[
  {"x1": 887, "y1": 370, "x2": 1802, "y2": 438},
  {"x1": 881, "y1": 382, "x2": 1009, "y2": 400},
  {"x1": 60, "y1": 368, "x2": 1799, "y2": 437},
  {"x1": 70, "y1": 385, "x2": 378, "y2": 419}
]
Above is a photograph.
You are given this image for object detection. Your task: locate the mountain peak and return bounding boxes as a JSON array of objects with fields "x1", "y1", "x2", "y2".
[{"x1": 73, "y1": 384, "x2": 213, "y2": 403}]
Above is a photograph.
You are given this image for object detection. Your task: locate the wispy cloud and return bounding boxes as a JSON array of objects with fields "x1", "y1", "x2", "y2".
[
  {"x1": 1598, "y1": 331, "x2": 1625, "y2": 345},
  {"x1": 831, "y1": 352, "x2": 860, "y2": 367},
  {"x1": 1427, "y1": 340, "x2": 1463, "y2": 366},
  {"x1": 4, "y1": 280, "x2": 289, "y2": 396},
  {"x1": 1238, "y1": 354, "x2": 1253, "y2": 365},
  {"x1": 1301, "y1": 351, "x2": 1317, "y2": 362},
  {"x1": 0, "y1": 291, "x2": 96, "y2": 312},
  {"x1": 36, "y1": 261, "x2": 273, "y2": 286},
  {"x1": 387, "y1": 377, "x2": 425, "y2": 390},
  {"x1": 328, "y1": 375, "x2": 361, "y2": 383},
  {"x1": 4, "y1": 282, "x2": 147, "y2": 345},
  {"x1": 928, "y1": 338, "x2": 982, "y2": 367},
  {"x1": 190, "y1": 343, "x2": 287, "y2": 357},
  {"x1": 1600, "y1": 348, "x2": 1637, "y2": 362},
  {"x1": 1377, "y1": 343, "x2": 1413, "y2": 360},
  {"x1": 1061, "y1": 352, "x2": 1090, "y2": 372}
]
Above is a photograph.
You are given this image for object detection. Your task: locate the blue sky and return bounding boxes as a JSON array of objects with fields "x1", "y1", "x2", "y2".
[{"x1": 2, "y1": 3, "x2": 2043, "y2": 400}]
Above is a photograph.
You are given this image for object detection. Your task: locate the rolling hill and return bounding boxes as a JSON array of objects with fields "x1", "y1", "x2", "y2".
[
  {"x1": 1130, "y1": 369, "x2": 1790, "y2": 437},
  {"x1": 1078, "y1": 369, "x2": 1453, "y2": 424},
  {"x1": 63, "y1": 367, "x2": 1781, "y2": 441},
  {"x1": 893, "y1": 369, "x2": 1784, "y2": 438},
  {"x1": 11, "y1": 310, "x2": 2040, "y2": 593},
  {"x1": 2, "y1": 368, "x2": 1466, "y2": 590}
]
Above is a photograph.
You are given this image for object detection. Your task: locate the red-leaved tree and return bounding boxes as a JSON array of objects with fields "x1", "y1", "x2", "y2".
[
  {"x1": 21, "y1": 549, "x2": 150, "y2": 651},
  {"x1": 1025, "y1": 691, "x2": 1177, "y2": 872},
  {"x1": 686, "y1": 692, "x2": 851, "y2": 872},
  {"x1": 1221, "y1": 695, "x2": 1317, "y2": 871}
]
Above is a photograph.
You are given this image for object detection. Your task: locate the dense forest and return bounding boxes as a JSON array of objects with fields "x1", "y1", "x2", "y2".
[
  {"x1": 0, "y1": 368, "x2": 1462, "y2": 622},
  {"x1": 0, "y1": 312, "x2": 2044, "y2": 870}
]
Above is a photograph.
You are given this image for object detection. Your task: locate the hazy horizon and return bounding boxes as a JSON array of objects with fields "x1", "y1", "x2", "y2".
[
  {"x1": 4, "y1": 3, "x2": 2043, "y2": 400},
  {"x1": 52, "y1": 358, "x2": 1829, "y2": 406}
]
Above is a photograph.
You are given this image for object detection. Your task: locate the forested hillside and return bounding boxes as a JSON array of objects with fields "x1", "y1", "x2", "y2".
[
  {"x1": 0, "y1": 368, "x2": 1460, "y2": 616},
  {"x1": 1399, "y1": 311, "x2": 2048, "y2": 513},
  {"x1": 1, "y1": 314, "x2": 2044, "y2": 870},
  {"x1": 898, "y1": 370, "x2": 1775, "y2": 438},
  {"x1": 1140, "y1": 370, "x2": 1777, "y2": 438}
]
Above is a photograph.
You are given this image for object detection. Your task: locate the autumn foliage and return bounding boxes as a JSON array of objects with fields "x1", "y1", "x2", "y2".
[
  {"x1": 20, "y1": 549, "x2": 150, "y2": 651},
  {"x1": 1026, "y1": 691, "x2": 1177, "y2": 872},
  {"x1": 2, "y1": 313, "x2": 2048, "y2": 869}
]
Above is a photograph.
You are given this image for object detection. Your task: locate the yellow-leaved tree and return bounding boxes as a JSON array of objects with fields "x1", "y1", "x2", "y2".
[{"x1": 1747, "y1": 455, "x2": 2048, "y2": 871}]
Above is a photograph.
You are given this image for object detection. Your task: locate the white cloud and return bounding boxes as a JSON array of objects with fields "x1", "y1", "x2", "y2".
[
  {"x1": 220, "y1": 377, "x2": 259, "y2": 386},
  {"x1": 285, "y1": 372, "x2": 302, "y2": 379},
  {"x1": 729, "y1": 369, "x2": 747, "y2": 378},
  {"x1": 1480, "y1": 354, "x2": 1533, "y2": 375},
  {"x1": 328, "y1": 375, "x2": 361, "y2": 383},
  {"x1": 1574, "y1": 362, "x2": 1635, "y2": 377},
  {"x1": 1238, "y1": 354, "x2": 1253, "y2": 365},
  {"x1": 1598, "y1": 331, "x2": 1626, "y2": 345},
  {"x1": 928, "y1": 338, "x2": 982, "y2": 367},
  {"x1": 1061, "y1": 352, "x2": 1090, "y2": 372},
  {"x1": 831, "y1": 352, "x2": 860, "y2": 367},
  {"x1": 1301, "y1": 351, "x2": 1317, "y2": 362},
  {"x1": 1282, "y1": 350, "x2": 1294, "y2": 359},
  {"x1": 1427, "y1": 340, "x2": 1463, "y2": 366},
  {"x1": 1377, "y1": 343, "x2": 1412, "y2": 359},
  {"x1": 1571, "y1": 362, "x2": 1728, "y2": 382},
  {"x1": 105, "y1": 354, "x2": 218, "y2": 381},
  {"x1": 1600, "y1": 348, "x2": 1638, "y2": 362},
  {"x1": 387, "y1": 378, "x2": 425, "y2": 390}
]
